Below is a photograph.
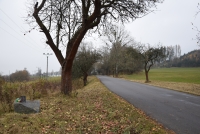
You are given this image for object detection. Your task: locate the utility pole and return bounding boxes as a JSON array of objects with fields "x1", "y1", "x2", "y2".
[{"x1": 43, "y1": 53, "x2": 52, "y2": 78}]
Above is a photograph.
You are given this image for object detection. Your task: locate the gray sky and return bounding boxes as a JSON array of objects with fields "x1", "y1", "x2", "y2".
[{"x1": 0, "y1": 0, "x2": 200, "y2": 75}]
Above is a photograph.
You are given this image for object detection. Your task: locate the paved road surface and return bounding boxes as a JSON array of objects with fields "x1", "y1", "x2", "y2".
[{"x1": 97, "y1": 75, "x2": 200, "y2": 134}]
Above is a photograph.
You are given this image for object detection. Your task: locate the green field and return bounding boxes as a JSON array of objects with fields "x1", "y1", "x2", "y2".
[{"x1": 124, "y1": 67, "x2": 200, "y2": 84}]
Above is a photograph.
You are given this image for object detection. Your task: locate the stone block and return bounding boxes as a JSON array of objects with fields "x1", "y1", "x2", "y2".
[{"x1": 14, "y1": 100, "x2": 40, "y2": 114}]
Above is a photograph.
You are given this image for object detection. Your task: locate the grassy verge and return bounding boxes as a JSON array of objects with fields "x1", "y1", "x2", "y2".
[
  {"x1": 122, "y1": 67, "x2": 200, "y2": 96},
  {"x1": 0, "y1": 76, "x2": 173, "y2": 134}
]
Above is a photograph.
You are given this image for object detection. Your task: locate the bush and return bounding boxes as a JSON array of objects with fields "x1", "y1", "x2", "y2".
[
  {"x1": 0, "y1": 83, "x2": 19, "y2": 113},
  {"x1": 10, "y1": 69, "x2": 30, "y2": 82},
  {"x1": 0, "y1": 78, "x2": 61, "y2": 115},
  {"x1": 0, "y1": 76, "x2": 84, "y2": 115}
]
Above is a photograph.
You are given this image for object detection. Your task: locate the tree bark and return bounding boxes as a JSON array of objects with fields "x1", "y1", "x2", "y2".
[
  {"x1": 61, "y1": 64, "x2": 72, "y2": 95},
  {"x1": 144, "y1": 63, "x2": 150, "y2": 83},
  {"x1": 145, "y1": 70, "x2": 149, "y2": 83},
  {"x1": 115, "y1": 66, "x2": 118, "y2": 78},
  {"x1": 83, "y1": 73, "x2": 88, "y2": 86}
]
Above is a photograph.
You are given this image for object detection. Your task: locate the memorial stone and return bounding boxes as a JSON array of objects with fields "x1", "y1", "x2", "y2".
[{"x1": 14, "y1": 96, "x2": 40, "y2": 114}]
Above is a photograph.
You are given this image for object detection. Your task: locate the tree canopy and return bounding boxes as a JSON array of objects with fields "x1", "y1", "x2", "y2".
[{"x1": 73, "y1": 42, "x2": 101, "y2": 85}]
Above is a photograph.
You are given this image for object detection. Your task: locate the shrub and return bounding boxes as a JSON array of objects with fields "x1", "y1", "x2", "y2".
[
  {"x1": 0, "y1": 77, "x2": 83, "y2": 115},
  {"x1": 0, "y1": 83, "x2": 19, "y2": 113},
  {"x1": 10, "y1": 69, "x2": 30, "y2": 82}
]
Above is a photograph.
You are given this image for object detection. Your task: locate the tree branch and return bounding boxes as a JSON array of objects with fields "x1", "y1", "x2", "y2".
[{"x1": 33, "y1": 1, "x2": 64, "y2": 65}]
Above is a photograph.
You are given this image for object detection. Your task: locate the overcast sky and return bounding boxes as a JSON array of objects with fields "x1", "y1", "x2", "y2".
[{"x1": 0, "y1": 0, "x2": 200, "y2": 75}]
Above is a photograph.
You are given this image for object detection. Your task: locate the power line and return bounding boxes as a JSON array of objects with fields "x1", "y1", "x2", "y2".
[
  {"x1": 0, "y1": 8, "x2": 24, "y2": 31},
  {"x1": 0, "y1": 26, "x2": 43, "y2": 53},
  {"x1": 0, "y1": 19, "x2": 43, "y2": 51},
  {"x1": 0, "y1": 8, "x2": 46, "y2": 50}
]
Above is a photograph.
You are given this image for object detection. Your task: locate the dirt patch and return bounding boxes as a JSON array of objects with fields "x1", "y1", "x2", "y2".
[{"x1": 130, "y1": 80, "x2": 200, "y2": 96}]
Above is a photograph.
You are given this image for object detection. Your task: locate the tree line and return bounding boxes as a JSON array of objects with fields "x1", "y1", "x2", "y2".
[
  {"x1": 90, "y1": 25, "x2": 166, "y2": 82},
  {"x1": 165, "y1": 50, "x2": 200, "y2": 67},
  {"x1": 1, "y1": 68, "x2": 62, "y2": 82},
  {"x1": 2, "y1": 69, "x2": 30, "y2": 82},
  {"x1": 68, "y1": 25, "x2": 166, "y2": 83},
  {"x1": 75, "y1": 26, "x2": 199, "y2": 83},
  {"x1": 1, "y1": 39, "x2": 198, "y2": 87}
]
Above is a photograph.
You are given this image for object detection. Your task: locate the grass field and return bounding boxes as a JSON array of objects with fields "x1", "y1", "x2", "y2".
[
  {"x1": 0, "y1": 76, "x2": 173, "y2": 134},
  {"x1": 123, "y1": 67, "x2": 200, "y2": 95},
  {"x1": 124, "y1": 67, "x2": 200, "y2": 84}
]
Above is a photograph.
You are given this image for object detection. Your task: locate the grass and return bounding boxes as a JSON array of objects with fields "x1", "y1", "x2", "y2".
[
  {"x1": 123, "y1": 67, "x2": 200, "y2": 95},
  {"x1": 0, "y1": 76, "x2": 173, "y2": 134},
  {"x1": 125, "y1": 67, "x2": 200, "y2": 84}
]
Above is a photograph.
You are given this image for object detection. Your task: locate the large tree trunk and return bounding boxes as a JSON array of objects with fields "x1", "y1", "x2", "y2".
[
  {"x1": 61, "y1": 63, "x2": 72, "y2": 95},
  {"x1": 60, "y1": 28, "x2": 88, "y2": 95}
]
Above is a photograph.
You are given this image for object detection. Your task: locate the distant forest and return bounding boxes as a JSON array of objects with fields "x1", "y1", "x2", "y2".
[{"x1": 158, "y1": 49, "x2": 200, "y2": 67}]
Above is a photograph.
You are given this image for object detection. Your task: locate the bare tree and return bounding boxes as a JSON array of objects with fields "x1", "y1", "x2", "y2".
[
  {"x1": 103, "y1": 25, "x2": 134, "y2": 77},
  {"x1": 192, "y1": 3, "x2": 200, "y2": 47},
  {"x1": 28, "y1": 0, "x2": 162, "y2": 95},
  {"x1": 98, "y1": 44, "x2": 143, "y2": 76},
  {"x1": 167, "y1": 46, "x2": 175, "y2": 62},
  {"x1": 73, "y1": 42, "x2": 100, "y2": 86},
  {"x1": 98, "y1": 46, "x2": 112, "y2": 75},
  {"x1": 173, "y1": 44, "x2": 181, "y2": 58},
  {"x1": 138, "y1": 43, "x2": 166, "y2": 82}
]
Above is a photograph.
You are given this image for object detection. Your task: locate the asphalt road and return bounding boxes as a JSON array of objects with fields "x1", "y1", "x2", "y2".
[{"x1": 97, "y1": 75, "x2": 200, "y2": 134}]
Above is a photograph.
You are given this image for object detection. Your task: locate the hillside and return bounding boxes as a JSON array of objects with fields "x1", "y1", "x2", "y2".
[
  {"x1": 160, "y1": 49, "x2": 200, "y2": 67},
  {"x1": 172, "y1": 49, "x2": 200, "y2": 67}
]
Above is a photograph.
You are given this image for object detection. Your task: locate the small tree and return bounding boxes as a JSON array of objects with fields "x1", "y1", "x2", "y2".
[
  {"x1": 73, "y1": 43, "x2": 101, "y2": 86},
  {"x1": 138, "y1": 43, "x2": 166, "y2": 82},
  {"x1": 124, "y1": 46, "x2": 143, "y2": 74}
]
